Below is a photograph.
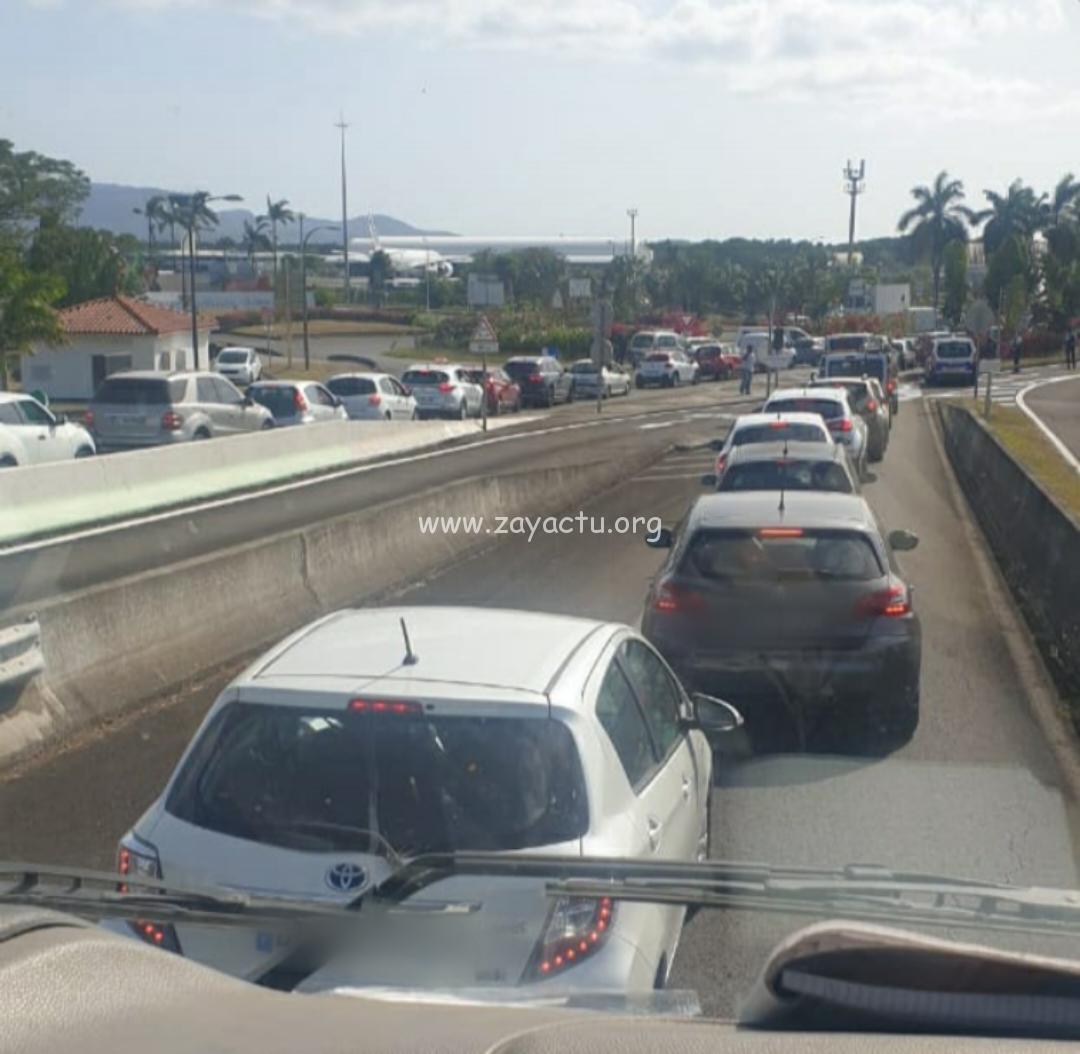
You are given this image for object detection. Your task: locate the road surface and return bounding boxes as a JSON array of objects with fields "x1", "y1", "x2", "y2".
[
  {"x1": 1025, "y1": 375, "x2": 1080, "y2": 459},
  {"x1": 0, "y1": 390, "x2": 1075, "y2": 1019}
]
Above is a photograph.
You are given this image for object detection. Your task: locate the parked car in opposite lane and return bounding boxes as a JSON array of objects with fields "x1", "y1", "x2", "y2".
[
  {"x1": 463, "y1": 367, "x2": 523, "y2": 414},
  {"x1": 0, "y1": 392, "x2": 96, "y2": 467},
  {"x1": 704, "y1": 441, "x2": 859, "y2": 494},
  {"x1": 87, "y1": 371, "x2": 274, "y2": 450},
  {"x1": 635, "y1": 350, "x2": 698, "y2": 389},
  {"x1": 693, "y1": 343, "x2": 741, "y2": 381},
  {"x1": 762, "y1": 387, "x2": 869, "y2": 480},
  {"x1": 642, "y1": 492, "x2": 921, "y2": 750},
  {"x1": 401, "y1": 364, "x2": 484, "y2": 419},
  {"x1": 248, "y1": 380, "x2": 348, "y2": 427},
  {"x1": 114, "y1": 606, "x2": 742, "y2": 995},
  {"x1": 504, "y1": 356, "x2": 573, "y2": 408},
  {"x1": 213, "y1": 346, "x2": 262, "y2": 386},
  {"x1": 627, "y1": 329, "x2": 682, "y2": 367},
  {"x1": 568, "y1": 360, "x2": 631, "y2": 399},
  {"x1": 808, "y1": 377, "x2": 889, "y2": 462},
  {"x1": 326, "y1": 373, "x2": 418, "y2": 421}
]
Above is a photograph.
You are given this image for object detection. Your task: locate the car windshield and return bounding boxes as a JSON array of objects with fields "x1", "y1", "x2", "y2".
[
  {"x1": 719, "y1": 460, "x2": 853, "y2": 493},
  {"x1": 767, "y1": 398, "x2": 844, "y2": 420},
  {"x1": 732, "y1": 422, "x2": 828, "y2": 445},
  {"x1": 402, "y1": 370, "x2": 450, "y2": 385},
  {"x1": 826, "y1": 336, "x2": 866, "y2": 351},
  {"x1": 937, "y1": 341, "x2": 975, "y2": 358},
  {"x1": 682, "y1": 528, "x2": 882, "y2": 582},
  {"x1": 503, "y1": 360, "x2": 540, "y2": 378},
  {"x1": 327, "y1": 376, "x2": 377, "y2": 396},
  {"x1": 217, "y1": 351, "x2": 249, "y2": 364},
  {"x1": 249, "y1": 386, "x2": 296, "y2": 415},
  {"x1": 166, "y1": 703, "x2": 588, "y2": 854},
  {"x1": 93, "y1": 377, "x2": 183, "y2": 404}
]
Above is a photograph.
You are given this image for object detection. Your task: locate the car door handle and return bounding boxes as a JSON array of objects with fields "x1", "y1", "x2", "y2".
[{"x1": 646, "y1": 815, "x2": 663, "y2": 851}]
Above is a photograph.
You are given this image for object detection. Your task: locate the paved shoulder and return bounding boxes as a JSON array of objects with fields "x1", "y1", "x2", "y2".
[{"x1": 1024, "y1": 375, "x2": 1080, "y2": 460}]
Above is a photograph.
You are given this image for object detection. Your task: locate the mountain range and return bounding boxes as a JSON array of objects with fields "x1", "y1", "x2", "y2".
[{"x1": 78, "y1": 183, "x2": 450, "y2": 245}]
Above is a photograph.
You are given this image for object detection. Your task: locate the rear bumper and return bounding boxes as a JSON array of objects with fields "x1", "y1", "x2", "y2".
[{"x1": 94, "y1": 432, "x2": 182, "y2": 450}]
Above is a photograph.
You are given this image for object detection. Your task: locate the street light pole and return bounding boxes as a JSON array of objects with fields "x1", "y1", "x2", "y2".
[
  {"x1": 299, "y1": 215, "x2": 337, "y2": 371},
  {"x1": 335, "y1": 114, "x2": 350, "y2": 303}
]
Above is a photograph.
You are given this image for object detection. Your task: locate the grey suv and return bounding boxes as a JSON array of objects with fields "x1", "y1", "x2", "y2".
[{"x1": 88, "y1": 371, "x2": 274, "y2": 451}]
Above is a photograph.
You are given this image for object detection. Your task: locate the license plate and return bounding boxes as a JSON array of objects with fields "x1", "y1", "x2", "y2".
[{"x1": 109, "y1": 413, "x2": 148, "y2": 427}]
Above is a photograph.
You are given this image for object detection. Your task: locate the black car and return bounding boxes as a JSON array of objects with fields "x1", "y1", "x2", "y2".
[
  {"x1": 504, "y1": 356, "x2": 574, "y2": 408},
  {"x1": 703, "y1": 441, "x2": 860, "y2": 494},
  {"x1": 642, "y1": 491, "x2": 921, "y2": 750}
]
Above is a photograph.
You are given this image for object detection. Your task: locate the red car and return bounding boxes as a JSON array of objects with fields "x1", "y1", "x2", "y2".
[
  {"x1": 464, "y1": 368, "x2": 522, "y2": 414},
  {"x1": 694, "y1": 343, "x2": 741, "y2": 381}
]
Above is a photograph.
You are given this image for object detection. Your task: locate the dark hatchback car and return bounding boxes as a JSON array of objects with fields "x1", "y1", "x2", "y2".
[
  {"x1": 642, "y1": 491, "x2": 921, "y2": 750},
  {"x1": 503, "y1": 356, "x2": 574, "y2": 408},
  {"x1": 704, "y1": 441, "x2": 859, "y2": 494},
  {"x1": 819, "y1": 351, "x2": 900, "y2": 417}
]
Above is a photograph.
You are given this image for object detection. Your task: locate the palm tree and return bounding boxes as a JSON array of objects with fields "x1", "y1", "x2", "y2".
[
  {"x1": 241, "y1": 216, "x2": 272, "y2": 274},
  {"x1": 972, "y1": 180, "x2": 1045, "y2": 257},
  {"x1": 264, "y1": 196, "x2": 294, "y2": 294},
  {"x1": 1043, "y1": 174, "x2": 1080, "y2": 228},
  {"x1": 132, "y1": 194, "x2": 166, "y2": 259},
  {"x1": 369, "y1": 249, "x2": 393, "y2": 307},
  {"x1": 897, "y1": 171, "x2": 977, "y2": 309}
]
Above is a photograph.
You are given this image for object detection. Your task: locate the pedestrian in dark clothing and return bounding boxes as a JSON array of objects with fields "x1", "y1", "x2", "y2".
[
  {"x1": 1011, "y1": 334, "x2": 1023, "y2": 374},
  {"x1": 739, "y1": 347, "x2": 756, "y2": 395},
  {"x1": 1066, "y1": 330, "x2": 1077, "y2": 370}
]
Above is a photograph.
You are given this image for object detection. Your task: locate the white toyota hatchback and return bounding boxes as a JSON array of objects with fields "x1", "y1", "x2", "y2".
[{"x1": 115, "y1": 607, "x2": 741, "y2": 998}]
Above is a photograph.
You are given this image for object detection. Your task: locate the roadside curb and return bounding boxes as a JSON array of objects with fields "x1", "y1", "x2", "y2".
[{"x1": 928, "y1": 401, "x2": 1080, "y2": 810}]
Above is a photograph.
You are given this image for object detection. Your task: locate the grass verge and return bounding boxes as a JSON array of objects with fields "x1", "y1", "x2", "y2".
[{"x1": 230, "y1": 320, "x2": 420, "y2": 338}]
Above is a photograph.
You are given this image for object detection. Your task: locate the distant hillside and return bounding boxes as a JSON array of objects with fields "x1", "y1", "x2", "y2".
[{"x1": 79, "y1": 183, "x2": 451, "y2": 244}]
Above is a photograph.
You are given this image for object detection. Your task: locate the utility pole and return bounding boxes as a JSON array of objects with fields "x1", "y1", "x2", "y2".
[
  {"x1": 842, "y1": 160, "x2": 866, "y2": 268},
  {"x1": 626, "y1": 208, "x2": 638, "y2": 258},
  {"x1": 626, "y1": 208, "x2": 639, "y2": 318},
  {"x1": 335, "y1": 113, "x2": 350, "y2": 302}
]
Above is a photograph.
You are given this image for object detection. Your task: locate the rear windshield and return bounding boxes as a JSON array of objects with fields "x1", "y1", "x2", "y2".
[
  {"x1": 814, "y1": 382, "x2": 871, "y2": 412},
  {"x1": 327, "y1": 376, "x2": 376, "y2": 396},
  {"x1": 249, "y1": 386, "x2": 296, "y2": 416},
  {"x1": 93, "y1": 377, "x2": 185, "y2": 405},
  {"x1": 824, "y1": 355, "x2": 885, "y2": 380},
  {"x1": 645, "y1": 352, "x2": 672, "y2": 362},
  {"x1": 936, "y1": 341, "x2": 975, "y2": 359},
  {"x1": 402, "y1": 370, "x2": 450, "y2": 385},
  {"x1": 680, "y1": 528, "x2": 883, "y2": 582},
  {"x1": 766, "y1": 398, "x2": 844, "y2": 420},
  {"x1": 571, "y1": 362, "x2": 598, "y2": 374},
  {"x1": 719, "y1": 459, "x2": 853, "y2": 494},
  {"x1": 732, "y1": 422, "x2": 828, "y2": 446},
  {"x1": 165, "y1": 703, "x2": 588, "y2": 854},
  {"x1": 630, "y1": 334, "x2": 654, "y2": 347},
  {"x1": 504, "y1": 360, "x2": 540, "y2": 379},
  {"x1": 656, "y1": 335, "x2": 678, "y2": 348},
  {"x1": 826, "y1": 336, "x2": 867, "y2": 352},
  {"x1": 217, "y1": 350, "x2": 249, "y2": 364}
]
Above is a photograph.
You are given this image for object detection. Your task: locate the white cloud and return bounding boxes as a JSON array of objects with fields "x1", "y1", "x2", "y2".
[{"x1": 41, "y1": 0, "x2": 1078, "y2": 114}]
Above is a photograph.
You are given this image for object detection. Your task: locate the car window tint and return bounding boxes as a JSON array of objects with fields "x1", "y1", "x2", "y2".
[
  {"x1": 0, "y1": 403, "x2": 23, "y2": 425},
  {"x1": 720, "y1": 459, "x2": 852, "y2": 493},
  {"x1": 379, "y1": 378, "x2": 396, "y2": 395},
  {"x1": 595, "y1": 660, "x2": 657, "y2": 789},
  {"x1": 196, "y1": 377, "x2": 219, "y2": 403},
  {"x1": 308, "y1": 384, "x2": 335, "y2": 406},
  {"x1": 214, "y1": 377, "x2": 241, "y2": 403},
  {"x1": 683, "y1": 529, "x2": 884, "y2": 582},
  {"x1": 619, "y1": 641, "x2": 683, "y2": 758},
  {"x1": 16, "y1": 399, "x2": 52, "y2": 425}
]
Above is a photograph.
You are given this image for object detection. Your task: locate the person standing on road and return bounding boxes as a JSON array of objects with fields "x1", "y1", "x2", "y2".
[
  {"x1": 740, "y1": 346, "x2": 756, "y2": 395},
  {"x1": 1011, "y1": 333, "x2": 1023, "y2": 374},
  {"x1": 1066, "y1": 329, "x2": 1077, "y2": 370}
]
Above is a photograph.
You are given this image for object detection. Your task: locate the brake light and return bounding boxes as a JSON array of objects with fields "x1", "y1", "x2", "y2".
[
  {"x1": 865, "y1": 399, "x2": 877, "y2": 412},
  {"x1": 855, "y1": 581, "x2": 911, "y2": 618},
  {"x1": 886, "y1": 379, "x2": 896, "y2": 393},
  {"x1": 829, "y1": 418, "x2": 853, "y2": 433},
  {"x1": 527, "y1": 897, "x2": 614, "y2": 980},
  {"x1": 161, "y1": 410, "x2": 183, "y2": 431},
  {"x1": 293, "y1": 389, "x2": 308, "y2": 411},
  {"x1": 758, "y1": 527, "x2": 804, "y2": 538},
  {"x1": 368, "y1": 394, "x2": 382, "y2": 406},
  {"x1": 437, "y1": 382, "x2": 454, "y2": 393},
  {"x1": 528, "y1": 374, "x2": 542, "y2": 383},
  {"x1": 348, "y1": 698, "x2": 424, "y2": 715},
  {"x1": 714, "y1": 453, "x2": 727, "y2": 474},
  {"x1": 653, "y1": 581, "x2": 705, "y2": 614},
  {"x1": 769, "y1": 421, "x2": 789, "y2": 430},
  {"x1": 116, "y1": 839, "x2": 179, "y2": 950}
]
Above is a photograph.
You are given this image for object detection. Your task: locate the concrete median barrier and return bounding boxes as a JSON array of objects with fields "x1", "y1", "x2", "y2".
[
  {"x1": 0, "y1": 446, "x2": 660, "y2": 770},
  {"x1": 938, "y1": 402, "x2": 1080, "y2": 717}
]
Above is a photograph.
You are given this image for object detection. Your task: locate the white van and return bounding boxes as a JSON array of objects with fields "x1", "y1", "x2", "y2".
[
  {"x1": 628, "y1": 329, "x2": 682, "y2": 366},
  {"x1": 736, "y1": 329, "x2": 796, "y2": 372}
]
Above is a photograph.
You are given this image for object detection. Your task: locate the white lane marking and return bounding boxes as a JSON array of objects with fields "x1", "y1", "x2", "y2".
[
  {"x1": 639, "y1": 421, "x2": 679, "y2": 431},
  {"x1": 1015, "y1": 375, "x2": 1080, "y2": 474}
]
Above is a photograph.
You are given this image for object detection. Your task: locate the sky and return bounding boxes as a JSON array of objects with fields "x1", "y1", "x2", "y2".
[{"x1": 3, "y1": 0, "x2": 1080, "y2": 242}]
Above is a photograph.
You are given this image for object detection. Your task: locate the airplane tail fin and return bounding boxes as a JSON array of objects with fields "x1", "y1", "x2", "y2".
[{"x1": 366, "y1": 213, "x2": 381, "y2": 250}]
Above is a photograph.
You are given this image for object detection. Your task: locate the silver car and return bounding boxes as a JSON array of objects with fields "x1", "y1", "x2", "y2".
[
  {"x1": 88, "y1": 370, "x2": 274, "y2": 450},
  {"x1": 213, "y1": 346, "x2": 263, "y2": 386},
  {"x1": 401, "y1": 364, "x2": 483, "y2": 420},
  {"x1": 326, "y1": 373, "x2": 418, "y2": 421},
  {"x1": 569, "y1": 359, "x2": 632, "y2": 398},
  {"x1": 762, "y1": 386, "x2": 870, "y2": 480},
  {"x1": 247, "y1": 380, "x2": 349, "y2": 427}
]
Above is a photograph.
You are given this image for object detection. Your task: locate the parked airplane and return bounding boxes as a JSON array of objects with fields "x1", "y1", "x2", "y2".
[{"x1": 348, "y1": 216, "x2": 458, "y2": 277}]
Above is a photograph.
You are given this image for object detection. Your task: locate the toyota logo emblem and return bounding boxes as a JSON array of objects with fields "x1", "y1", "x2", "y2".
[{"x1": 325, "y1": 862, "x2": 367, "y2": 893}]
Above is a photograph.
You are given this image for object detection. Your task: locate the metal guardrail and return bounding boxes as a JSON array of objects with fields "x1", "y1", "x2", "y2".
[{"x1": 0, "y1": 618, "x2": 44, "y2": 690}]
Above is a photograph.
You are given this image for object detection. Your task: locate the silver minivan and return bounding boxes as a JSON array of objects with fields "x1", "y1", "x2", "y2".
[{"x1": 88, "y1": 371, "x2": 274, "y2": 450}]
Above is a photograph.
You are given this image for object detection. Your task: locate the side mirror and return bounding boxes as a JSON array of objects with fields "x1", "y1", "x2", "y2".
[
  {"x1": 889, "y1": 528, "x2": 919, "y2": 552},
  {"x1": 690, "y1": 693, "x2": 745, "y2": 734},
  {"x1": 709, "y1": 438, "x2": 724, "y2": 452},
  {"x1": 402, "y1": 385, "x2": 412, "y2": 397},
  {"x1": 700, "y1": 473, "x2": 717, "y2": 488},
  {"x1": 645, "y1": 526, "x2": 673, "y2": 549},
  {"x1": 54, "y1": 412, "x2": 68, "y2": 426},
  {"x1": 242, "y1": 392, "x2": 254, "y2": 407}
]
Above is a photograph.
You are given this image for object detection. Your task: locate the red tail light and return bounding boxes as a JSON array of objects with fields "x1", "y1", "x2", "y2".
[
  {"x1": 653, "y1": 581, "x2": 705, "y2": 614},
  {"x1": 714, "y1": 453, "x2": 727, "y2": 474},
  {"x1": 527, "y1": 897, "x2": 614, "y2": 980},
  {"x1": 293, "y1": 389, "x2": 308, "y2": 411},
  {"x1": 865, "y1": 399, "x2": 878, "y2": 412},
  {"x1": 437, "y1": 382, "x2": 454, "y2": 393},
  {"x1": 829, "y1": 418, "x2": 853, "y2": 433},
  {"x1": 855, "y1": 581, "x2": 911, "y2": 618},
  {"x1": 528, "y1": 374, "x2": 542, "y2": 383},
  {"x1": 886, "y1": 379, "x2": 897, "y2": 393},
  {"x1": 368, "y1": 394, "x2": 382, "y2": 406},
  {"x1": 84, "y1": 409, "x2": 95, "y2": 428},
  {"x1": 349, "y1": 698, "x2": 424, "y2": 715},
  {"x1": 161, "y1": 410, "x2": 183, "y2": 431},
  {"x1": 769, "y1": 420, "x2": 789, "y2": 430}
]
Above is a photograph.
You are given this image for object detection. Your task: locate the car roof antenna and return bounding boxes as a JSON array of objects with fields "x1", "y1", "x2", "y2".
[
  {"x1": 400, "y1": 618, "x2": 419, "y2": 666},
  {"x1": 778, "y1": 483, "x2": 786, "y2": 516}
]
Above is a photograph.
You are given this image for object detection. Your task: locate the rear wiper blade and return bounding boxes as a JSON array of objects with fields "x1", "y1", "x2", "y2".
[
  {"x1": 375, "y1": 855, "x2": 1080, "y2": 939},
  {"x1": 0, "y1": 862, "x2": 352, "y2": 929}
]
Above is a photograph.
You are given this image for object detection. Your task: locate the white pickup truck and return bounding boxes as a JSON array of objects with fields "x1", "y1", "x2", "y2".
[{"x1": 0, "y1": 393, "x2": 96, "y2": 467}]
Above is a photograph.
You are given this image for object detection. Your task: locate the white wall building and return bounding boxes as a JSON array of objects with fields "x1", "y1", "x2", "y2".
[
  {"x1": 24, "y1": 295, "x2": 212, "y2": 401},
  {"x1": 872, "y1": 283, "x2": 911, "y2": 316}
]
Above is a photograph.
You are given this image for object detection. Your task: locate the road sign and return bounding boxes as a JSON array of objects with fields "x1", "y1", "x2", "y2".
[{"x1": 469, "y1": 316, "x2": 499, "y2": 357}]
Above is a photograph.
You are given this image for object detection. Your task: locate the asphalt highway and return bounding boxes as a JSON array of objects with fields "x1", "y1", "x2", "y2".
[
  {"x1": 1025, "y1": 374, "x2": 1080, "y2": 458},
  {"x1": 0, "y1": 379, "x2": 1076, "y2": 1019}
]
